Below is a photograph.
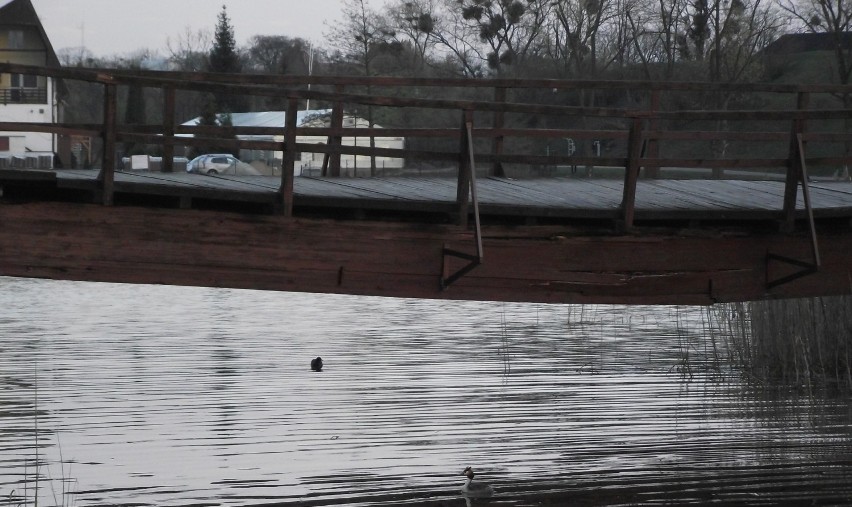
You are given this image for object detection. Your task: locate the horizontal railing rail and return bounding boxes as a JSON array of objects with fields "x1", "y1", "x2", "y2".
[{"x1": 6, "y1": 62, "x2": 852, "y2": 95}]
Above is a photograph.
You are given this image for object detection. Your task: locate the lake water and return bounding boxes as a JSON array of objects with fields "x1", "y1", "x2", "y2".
[{"x1": 1, "y1": 276, "x2": 851, "y2": 506}]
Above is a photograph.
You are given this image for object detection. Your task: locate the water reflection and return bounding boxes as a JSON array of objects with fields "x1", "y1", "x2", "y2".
[{"x1": 0, "y1": 277, "x2": 851, "y2": 506}]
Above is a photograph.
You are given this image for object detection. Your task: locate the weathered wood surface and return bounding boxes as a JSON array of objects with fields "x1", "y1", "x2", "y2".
[
  {"x1": 1, "y1": 199, "x2": 850, "y2": 305},
  {"x1": 33, "y1": 169, "x2": 852, "y2": 221},
  {"x1": 1, "y1": 171, "x2": 851, "y2": 304},
  {"x1": 2, "y1": 64, "x2": 851, "y2": 304}
]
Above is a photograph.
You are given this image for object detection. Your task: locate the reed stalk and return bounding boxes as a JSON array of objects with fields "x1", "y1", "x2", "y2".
[
  {"x1": 714, "y1": 296, "x2": 852, "y2": 388},
  {"x1": 5, "y1": 350, "x2": 78, "y2": 507}
]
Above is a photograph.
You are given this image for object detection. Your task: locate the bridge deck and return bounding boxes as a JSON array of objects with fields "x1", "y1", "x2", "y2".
[
  {"x1": 6, "y1": 168, "x2": 852, "y2": 223},
  {"x1": 2, "y1": 66, "x2": 852, "y2": 303},
  {"x1": 2, "y1": 168, "x2": 852, "y2": 304}
]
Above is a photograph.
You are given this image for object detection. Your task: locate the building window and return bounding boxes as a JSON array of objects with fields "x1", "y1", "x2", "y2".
[
  {"x1": 5, "y1": 74, "x2": 44, "y2": 104},
  {"x1": 0, "y1": 137, "x2": 10, "y2": 151},
  {"x1": 8, "y1": 30, "x2": 24, "y2": 49},
  {"x1": 11, "y1": 73, "x2": 38, "y2": 88}
]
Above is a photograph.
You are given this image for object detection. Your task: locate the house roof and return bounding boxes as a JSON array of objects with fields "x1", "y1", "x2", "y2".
[
  {"x1": 182, "y1": 110, "x2": 334, "y2": 128},
  {"x1": 0, "y1": 0, "x2": 62, "y2": 69},
  {"x1": 764, "y1": 32, "x2": 852, "y2": 55}
]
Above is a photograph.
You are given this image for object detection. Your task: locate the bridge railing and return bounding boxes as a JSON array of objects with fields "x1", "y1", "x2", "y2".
[{"x1": 2, "y1": 62, "x2": 852, "y2": 230}]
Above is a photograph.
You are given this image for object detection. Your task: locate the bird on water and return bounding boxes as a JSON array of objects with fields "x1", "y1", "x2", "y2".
[
  {"x1": 460, "y1": 466, "x2": 494, "y2": 497},
  {"x1": 310, "y1": 357, "x2": 323, "y2": 371}
]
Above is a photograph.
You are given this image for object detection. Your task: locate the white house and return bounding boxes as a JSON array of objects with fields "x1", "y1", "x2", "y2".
[
  {"x1": 0, "y1": 0, "x2": 66, "y2": 168},
  {"x1": 295, "y1": 110, "x2": 406, "y2": 174},
  {"x1": 181, "y1": 109, "x2": 405, "y2": 176}
]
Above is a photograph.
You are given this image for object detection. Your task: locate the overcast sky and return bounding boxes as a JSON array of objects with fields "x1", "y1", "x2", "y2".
[{"x1": 30, "y1": 0, "x2": 389, "y2": 57}]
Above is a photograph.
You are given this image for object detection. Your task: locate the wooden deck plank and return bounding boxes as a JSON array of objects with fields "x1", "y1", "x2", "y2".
[
  {"x1": 478, "y1": 179, "x2": 559, "y2": 207},
  {"x1": 644, "y1": 181, "x2": 751, "y2": 211},
  {"x1": 515, "y1": 180, "x2": 613, "y2": 208},
  {"x1": 504, "y1": 179, "x2": 622, "y2": 209},
  {"x1": 344, "y1": 177, "x2": 456, "y2": 201},
  {"x1": 375, "y1": 176, "x2": 460, "y2": 201},
  {"x1": 723, "y1": 180, "x2": 793, "y2": 209},
  {"x1": 4, "y1": 168, "x2": 852, "y2": 222},
  {"x1": 651, "y1": 180, "x2": 779, "y2": 210},
  {"x1": 581, "y1": 179, "x2": 635, "y2": 205},
  {"x1": 805, "y1": 182, "x2": 852, "y2": 208},
  {"x1": 299, "y1": 176, "x2": 433, "y2": 201}
]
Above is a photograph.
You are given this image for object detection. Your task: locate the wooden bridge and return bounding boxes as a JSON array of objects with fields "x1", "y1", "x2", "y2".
[{"x1": 1, "y1": 63, "x2": 851, "y2": 305}]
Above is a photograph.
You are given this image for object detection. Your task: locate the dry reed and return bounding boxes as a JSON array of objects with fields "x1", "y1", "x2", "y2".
[{"x1": 712, "y1": 296, "x2": 852, "y2": 389}]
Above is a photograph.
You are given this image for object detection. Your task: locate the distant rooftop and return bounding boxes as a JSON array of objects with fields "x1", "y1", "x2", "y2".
[
  {"x1": 764, "y1": 32, "x2": 852, "y2": 55},
  {"x1": 182, "y1": 110, "x2": 333, "y2": 128}
]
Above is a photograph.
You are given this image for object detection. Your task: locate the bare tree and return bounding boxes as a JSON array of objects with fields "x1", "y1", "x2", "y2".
[
  {"x1": 57, "y1": 47, "x2": 96, "y2": 67},
  {"x1": 625, "y1": 0, "x2": 690, "y2": 79},
  {"x1": 416, "y1": 0, "x2": 489, "y2": 76},
  {"x1": 714, "y1": 0, "x2": 781, "y2": 83},
  {"x1": 386, "y1": 0, "x2": 440, "y2": 72},
  {"x1": 166, "y1": 26, "x2": 212, "y2": 72},
  {"x1": 245, "y1": 36, "x2": 315, "y2": 76},
  {"x1": 451, "y1": 0, "x2": 552, "y2": 74},
  {"x1": 781, "y1": 0, "x2": 852, "y2": 85},
  {"x1": 549, "y1": 0, "x2": 619, "y2": 77},
  {"x1": 326, "y1": 0, "x2": 396, "y2": 77},
  {"x1": 676, "y1": 0, "x2": 780, "y2": 82},
  {"x1": 325, "y1": 0, "x2": 398, "y2": 174}
]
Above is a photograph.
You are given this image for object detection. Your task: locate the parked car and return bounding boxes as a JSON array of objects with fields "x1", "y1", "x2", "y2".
[{"x1": 186, "y1": 154, "x2": 262, "y2": 176}]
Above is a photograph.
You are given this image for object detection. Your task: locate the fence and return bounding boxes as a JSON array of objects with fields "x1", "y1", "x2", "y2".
[
  {"x1": 0, "y1": 87, "x2": 47, "y2": 104},
  {"x1": 1, "y1": 62, "x2": 852, "y2": 232}
]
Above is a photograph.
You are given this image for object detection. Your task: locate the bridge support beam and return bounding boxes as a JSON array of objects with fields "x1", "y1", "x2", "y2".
[{"x1": 2, "y1": 201, "x2": 851, "y2": 305}]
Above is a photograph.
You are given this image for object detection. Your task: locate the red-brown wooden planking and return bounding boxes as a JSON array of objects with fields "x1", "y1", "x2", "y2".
[{"x1": 2, "y1": 201, "x2": 850, "y2": 305}]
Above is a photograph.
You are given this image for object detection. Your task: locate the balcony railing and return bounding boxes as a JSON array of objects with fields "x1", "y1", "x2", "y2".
[{"x1": 0, "y1": 87, "x2": 47, "y2": 104}]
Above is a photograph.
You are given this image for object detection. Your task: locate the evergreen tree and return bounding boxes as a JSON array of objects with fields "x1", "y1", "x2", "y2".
[
  {"x1": 208, "y1": 5, "x2": 247, "y2": 112},
  {"x1": 209, "y1": 5, "x2": 241, "y2": 74}
]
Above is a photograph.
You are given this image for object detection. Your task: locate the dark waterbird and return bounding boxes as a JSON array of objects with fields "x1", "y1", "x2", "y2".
[
  {"x1": 460, "y1": 466, "x2": 494, "y2": 497},
  {"x1": 310, "y1": 357, "x2": 323, "y2": 371}
]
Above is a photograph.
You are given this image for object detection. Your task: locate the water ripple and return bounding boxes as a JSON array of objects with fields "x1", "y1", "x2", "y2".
[{"x1": 1, "y1": 277, "x2": 851, "y2": 506}]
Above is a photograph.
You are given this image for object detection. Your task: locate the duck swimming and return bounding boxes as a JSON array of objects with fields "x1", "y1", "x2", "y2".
[
  {"x1": 310, "y1": 357, "x2": 323, "y2": 371},
  {"x1": 460, "y1": 466, "x2": 494, "y2": 497}
]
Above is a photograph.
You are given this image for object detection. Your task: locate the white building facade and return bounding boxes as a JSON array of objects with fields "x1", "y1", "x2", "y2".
[
  {"x1": 0, "y1": 0, "x2": 64, "y2": 168},
  {"x1": 182, "y1": 110, "x2": 405, "y2": 176}
]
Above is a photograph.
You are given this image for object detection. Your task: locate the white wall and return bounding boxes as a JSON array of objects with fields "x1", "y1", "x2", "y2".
[
  {"x1": 296, "y1": 135, "x2": 405, "y2": 171},
  {"x1": 0, "y1": 77, "x2": 56, "y2": 154}
]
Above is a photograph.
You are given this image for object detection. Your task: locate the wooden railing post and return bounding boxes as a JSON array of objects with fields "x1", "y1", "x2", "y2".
[
  {"x1": 161, "y1": 85, "x2": 176, "y2": 173},
  {"x1": 278, "y1": 98, "x2": 298, "y2": 217},
  {"x1": 645, "y1": 90, "x2": 660, "y2": 179},
  {"x1": 97, "y1": 82, "x2": 117, "y2": 206},
  {"x1": 324, "y1": 84, "x2": 345, "y2": 177},
  {"x1": 782, "y1": 92, "x2": 810, "y2": 230},
  {"x1": 620, "y1": 117, "x2": 644, "y2": 229},
  {"x1": 456, "y1": 110, "x2": 474, "y2": 227},
  {"x1": 492, "y1": 86, "x2": 506, "y2": 177}
]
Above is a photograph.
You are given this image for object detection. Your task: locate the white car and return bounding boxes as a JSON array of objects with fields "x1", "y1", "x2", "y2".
[{"x1": 186, "y1": 154, "x2": 262, "y2": 176}]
